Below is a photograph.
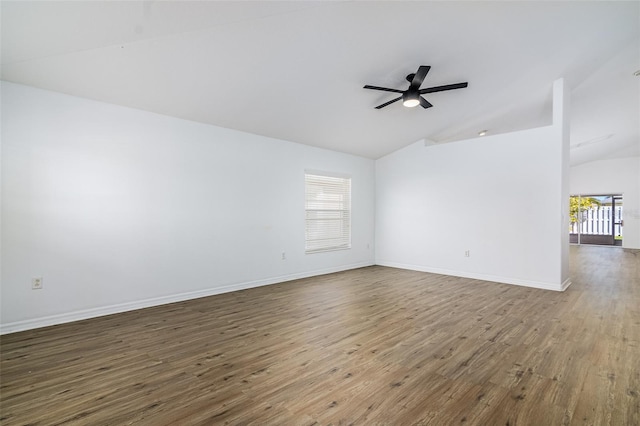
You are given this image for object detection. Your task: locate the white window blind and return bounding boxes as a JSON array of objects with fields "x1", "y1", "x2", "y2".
[{"x1": 305, "y1": 173, "x2": 351, "y2": 253}]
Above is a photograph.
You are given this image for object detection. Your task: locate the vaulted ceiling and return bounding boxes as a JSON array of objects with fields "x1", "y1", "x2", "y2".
[{"x1": 2, "y1": 1, "x2": 638, "y2": 165}]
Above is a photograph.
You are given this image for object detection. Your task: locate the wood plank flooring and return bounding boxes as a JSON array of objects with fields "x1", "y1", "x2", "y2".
[{"x1": 1, "y1": 245, "x2": 638, "y2": 425}]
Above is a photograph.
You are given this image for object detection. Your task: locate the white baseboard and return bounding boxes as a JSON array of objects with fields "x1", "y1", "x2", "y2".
[
  {"x1": 376, "y1": 260, "x2": 569, "y2": 292},
  {"x1": 0, "y1": 261, "x2": 374, "y2": 335},
  {"x1": 560, "y1": 278, "x2": 572, "y2": 291}
]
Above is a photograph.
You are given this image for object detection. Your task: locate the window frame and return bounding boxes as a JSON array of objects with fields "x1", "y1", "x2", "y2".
[{"x1": 304, "y1": 171, "x2": 352, "y2": 254}]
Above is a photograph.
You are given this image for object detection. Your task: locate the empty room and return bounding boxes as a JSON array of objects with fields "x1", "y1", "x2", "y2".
[{"x1": 1, "y1": 1, "x2": 639, "y2": 425}]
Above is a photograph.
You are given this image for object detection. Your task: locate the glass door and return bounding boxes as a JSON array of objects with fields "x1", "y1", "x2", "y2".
[
  {"x1": 569, "y1": 194, "x2": 622, "y2": 246},
  {"x1": 613, "y1": 196, "x2": 623, "y2": 246}
]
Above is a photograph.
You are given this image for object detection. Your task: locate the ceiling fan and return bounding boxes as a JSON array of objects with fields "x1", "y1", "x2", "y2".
[{"x1": 363, "y1": 65, "x2": 468, "y2": 109}]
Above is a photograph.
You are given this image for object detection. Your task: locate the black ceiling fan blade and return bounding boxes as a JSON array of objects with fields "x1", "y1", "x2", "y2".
[
  {"x1": 420, "y1": 82, "x2": 468, "y2": 94},
  {"x1": 419, "y1": 96, "x2": 433, "y2": 109},
  {"x1": 363, "y1": 85, "x2": 404, "y2": 94},
  {"x1": 375, "y1": 97, "x2": 402, "y2": 109},
  {"x1": 409, "y1": 65, "x2": 431, "y2": 90}
]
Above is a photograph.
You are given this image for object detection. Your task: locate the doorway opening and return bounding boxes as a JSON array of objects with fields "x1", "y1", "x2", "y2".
[{"x1": 570, "y1": 194, "x2": 623, "y2": 246}]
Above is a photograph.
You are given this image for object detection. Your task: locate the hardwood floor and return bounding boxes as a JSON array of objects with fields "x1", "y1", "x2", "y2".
[{"x1": 1, "y1": 245, "x2": 638, "y2": 425}]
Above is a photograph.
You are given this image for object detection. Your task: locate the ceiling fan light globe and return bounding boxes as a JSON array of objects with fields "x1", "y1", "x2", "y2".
[{"x1": 403, "y1": 98, "x2": 420, "y2": 108}]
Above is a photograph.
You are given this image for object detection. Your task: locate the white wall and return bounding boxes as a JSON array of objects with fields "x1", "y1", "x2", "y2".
[
  {"x1": 570, "y1": 157, "x2": 640, "y2": 249},
  {"x1": 0, "y1": 82, "x2": 376, "y2": 333},
  {"x1": 554, "y1": 78, "x2": 571, "y2": 286},
  {"x1": 375, "y1": 124, "x2": 568, "y2": 291},
  {"x1": 375, "y1": 80, "x2": 570, "y2": 291}
]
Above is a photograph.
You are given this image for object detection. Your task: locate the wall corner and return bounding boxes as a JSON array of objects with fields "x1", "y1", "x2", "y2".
[{"x1": 553, "y1": 78, "x2": 571, "y2": 284}]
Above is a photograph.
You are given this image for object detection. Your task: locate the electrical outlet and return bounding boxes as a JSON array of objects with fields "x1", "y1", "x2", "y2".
[
  {"x1": 32, "y1": 277, "x2": 43, "y2": 290},
  {"x1": 465, "y1": 250, "x2": 470, "y2": 257},
  {"x1": 281, "y1": 252, "x2": 286, "y2": 260}
]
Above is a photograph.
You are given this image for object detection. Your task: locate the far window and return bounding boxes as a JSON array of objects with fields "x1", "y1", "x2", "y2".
[{"x1": 305, "y1": 172, "x2": 351, "y2": 253}]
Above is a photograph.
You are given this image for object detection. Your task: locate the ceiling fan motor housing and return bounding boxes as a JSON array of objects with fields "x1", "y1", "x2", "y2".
[{"x1": 402, "y1": 90, "x2": 420, "y2": 106}]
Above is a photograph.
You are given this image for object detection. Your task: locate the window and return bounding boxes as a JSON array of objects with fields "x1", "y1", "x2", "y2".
[{"x1": 305, "y1": 172, "x2": 351, "y2": 253}]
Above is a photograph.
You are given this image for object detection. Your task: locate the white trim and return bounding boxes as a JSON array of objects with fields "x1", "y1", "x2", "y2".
[
  {"x1": 376, "y1": 261, "x2": 569, "y2": 292},
  {"x1": 560, "y1": 278, "x2": 572, "y2": 291},
  {"x1": 305, "y1": 246, "x2": 351, "y2": 255},
  {"x1": 304, "y1": 169, "x2": 352, "y2": 180},
  {"x1": 0, "y1": 261, "x2": 373, "y2": 335}
]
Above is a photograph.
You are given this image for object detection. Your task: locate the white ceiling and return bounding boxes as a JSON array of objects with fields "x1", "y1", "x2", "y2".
[{"x1": 2, "y1": 1, "x2": 639, "y2": 165}]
